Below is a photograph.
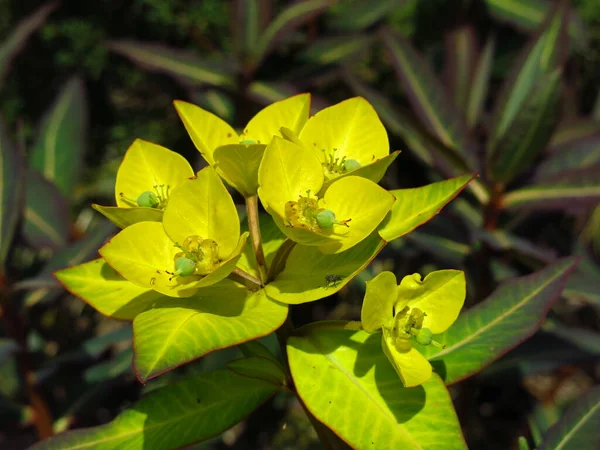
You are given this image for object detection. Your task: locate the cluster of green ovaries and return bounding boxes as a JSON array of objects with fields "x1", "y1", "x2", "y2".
[{"x1": 62, "y1": 94, "x2": 467, "y2": 388}]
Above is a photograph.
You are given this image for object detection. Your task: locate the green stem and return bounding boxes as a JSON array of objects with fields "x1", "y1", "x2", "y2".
[
  {"x1": 228, "y1": 267, "x2": 263, "y2": 290},
  {"x1": 245, "y1": 195, "x2": 268, "y2": 283}
]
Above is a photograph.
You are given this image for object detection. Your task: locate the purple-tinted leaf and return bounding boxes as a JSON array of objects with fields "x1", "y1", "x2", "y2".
[
  {"x1": 0, "y1": 117, "x2": 24, "y2": 271},
  {"x1": 477, "y1": 229, "x2": 557, "y2": 263},
  {"x1": 489, "y1": 69, "x2": 563, "y2": 184},
  {"x1": 538, "y1": 385, "x2": 600, "y2": 450},
  {"x1": 419, "y1": 257, "x2": 579, "y2": 384},
  {"x1": 548, "y1": 119, "x2": 600, "y2": 152},
  {"x1": 0, "y1": 2, "x2": 58, "y2": 87},
  {"x1": 488, "y1": 1, "x2": 569, "y2": 168},
  {"x1": 502, "y1": 167, "x2": 600, "y2": 210},
  {"x1": 106, "y1": 40, "x2": 237, "y2": 88},
  {"x1": 251, "y1": 0, "x2": 333, "y2": 69},
  {"x1": 536, "y1": 137, "x2": 600, "y2": 180},
  {"x1": 28, "y1": 76, "x2": 88, "y2": 196},
  {"x1": 444, "y1": 24, "x2": 478, "y2": 115},
  {"x1": 380, "y1": 27, "x2": 476, "y2": 167},
  {"x1": 232, "y1": 0, "x2": 270, "y2": 60},
  {"x1": 467, "y1": 35, "x2": 495, "y2": 128},
  {"x1": 483, "y1": 0, "x2": 587, "y2": 49},
  {"x1": 22, "y1": 168, "x2": 68, "y2": 251},
  {"x1": 299, "y1": 34, "x2": 374, "y2": 65}
]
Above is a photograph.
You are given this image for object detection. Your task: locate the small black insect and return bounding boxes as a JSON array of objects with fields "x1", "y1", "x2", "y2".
[{"x1": 324, "y1": 274, "x2": 343, "y2": 289}]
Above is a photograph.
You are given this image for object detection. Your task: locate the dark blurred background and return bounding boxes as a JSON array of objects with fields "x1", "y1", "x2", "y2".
[{"x1": 1, "y1": 0, "x2": 599, "y2": 449}]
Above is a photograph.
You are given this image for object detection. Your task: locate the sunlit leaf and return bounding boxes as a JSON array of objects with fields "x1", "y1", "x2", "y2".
[
  {"x1": 288, "y1": 321, "x2": 467, "y2": 449},
  {"x1": 133, "y1": 285, "x2": 288, "y2": 381},
  {"x1": 418, "y1": 258, "x2": 578, "y2": 384},
  {"x1": 31, "y1": 369, "x2": 279, "y2": 450}
]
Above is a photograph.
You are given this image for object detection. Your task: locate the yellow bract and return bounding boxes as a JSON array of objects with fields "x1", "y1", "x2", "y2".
[
  {"x1": 258, "y1": 137, "x2": 394, "y2": 254},
  {"x1": 361, "y1": 270, "x2": 466, "y2": 387},
  {"x1": 298, "y1": 97, "x2": 391, "y2": 183}
]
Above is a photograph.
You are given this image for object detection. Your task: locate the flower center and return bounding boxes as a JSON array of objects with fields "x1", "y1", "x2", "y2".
[
  {"x1": 284, "y1": 191, "x2": 351, "y2": 232},
  {"x1": 120, "y1": 184, "x2": 170, "y2": 210},
  {"x1": 168, "y1": 235, "x2": 220, "y2": 279},
  {"x1": 386, "y1": 306, "x2": 445, "y2": 352},
  {"x1": 321, "y1": 148, "x2": 361, "y2": 176}
]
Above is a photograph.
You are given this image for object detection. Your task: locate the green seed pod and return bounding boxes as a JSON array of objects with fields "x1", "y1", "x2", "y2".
[
  {"x1": 315, "y1": 209, "x2": 336, "y2": 228},
  {"x1": 137, "y1": 191, "x2": 160, "y2": 208},
  {"x1": 415, "y1": 328, "x2": 433, "y2": 346},
  {"x1": 344, "y1": 159, "x2": 361, "y2": 172},
  {"x1": 174, "y1": 256, "x2": 196, "y2": 277},
  {"x1": 240, "y1": 139, "x2": 256, "y2": 145}
]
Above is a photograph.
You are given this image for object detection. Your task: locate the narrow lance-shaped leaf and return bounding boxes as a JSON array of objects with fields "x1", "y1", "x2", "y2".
[
  {"x1": 535, "y1": 135, "x2": 600, "y2": 180},
  {"x1": 0, "y1": 2, "x2": 58, "y2": 86},
  {"x1": 489, "y1": 69, "x2": 563, "y2": 184},
  {"x1": 483, "y1": 0, "x2": 587, "y2": 49},
  {"x1": 22, "y1": 168, "x2": 69, "y2": 251},
  {"x1": 105, "y1": 40, "x2": 237, "y2": 88},
  {"x1": 0, "y1": 118, "x2": 24, "y2": 271},
  {"x1": 288, "y1": 322, "x2": 467, "y2": 450},
  {"x1": 29, "y1": 76, "x2": 88, "y2": 196},
  {"x1": 444, "y1": 24, "x2": 478, "y2": 115},
  {"x1": 417, "y1": 257, "x2": 578, "y2": 384},
  {"x1": 538, "y1": 385, "x2": 600, "y2": 450},
  {"x1": 488, "y1": 1, "x2": 568, "y2": 161},
  {"x1": 380, "y1": 27, "x2": 476, "y2": 167},
  {"x1": 502, "y1": 168, "x2": 600, "y2": 210},
  {"x1": 250, "y1": 0, "x2": 333, "y2": 69},
  {"x1": 232, "y1": 0, "x2": 265, "y2": 60},
  {"x1": 548, "y1": 119, "x2": 600, "y2": 152},
  {"x1": 327, "y1": 0, "x2": 410, "y2": 31},
  {"x1": 467, "y1": 36, "x2": 495, "y2": 129},
  {"x1": 31, "y1": 369, "x2": 280, "y2": 450},
  {"x1": 299, "y1": 35, "x2": 374, "y2": 65}
]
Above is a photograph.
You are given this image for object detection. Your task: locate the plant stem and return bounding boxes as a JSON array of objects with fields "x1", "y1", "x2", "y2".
[
  {"x1": 0, "y1": 274, "x2": 54, "y2": 439},
  {"x1": 228, "y1": 267, "x2": 263, "y2": 290},
  {"x1": 267, "y1": 239, "x2": 296, "y2": 283},
  {"x1": 245, "y1": 195, "x2": 268, "y2": 283},
  {"x1": 483, "y1": 182, "x2": 504, "y2": 230}
]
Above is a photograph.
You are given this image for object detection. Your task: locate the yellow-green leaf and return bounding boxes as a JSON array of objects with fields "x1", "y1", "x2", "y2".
[
  {"x1": 382, "y1": 329, "x2": 433, "y2": 387},
  {"x1": 92, "y1": 204, "x2": 163, "y2": 229},
  {"x1": 361, "y1": 271, "x2": 398, "y2": 332},
  {"x1": 213, "y1": 144, "x2": 266, "y2": 196}
]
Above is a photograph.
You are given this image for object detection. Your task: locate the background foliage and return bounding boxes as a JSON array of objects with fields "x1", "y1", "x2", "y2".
[{"x1": 0, "y1": 0, "x2": 599, "y2": 449}]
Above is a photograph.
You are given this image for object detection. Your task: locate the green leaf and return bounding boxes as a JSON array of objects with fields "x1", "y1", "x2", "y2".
[
  {"x1": 467, "y1": 36, "x2": 495, "y2": 128},
  {"x1": 29, "y1": 76, "x2": 88, "y2": 196},
  {"x1": 0, "y1": 2, "x2": 58, "y2": 86},
  {"x1": 31, "y1": 369, "x2": 279, "y2": 450},
  {"x1": 237, "y1": 213, "x2": 286, "y2": 280},
  {"x1": 84, "y1": 347, "x2": 133, "y2": 383},
  {"x1": 549, "y1": 119, "x2": 600, "y2": 151},
  {"x1": 418, "y1": 257, "x2": 578, "y2": 384},
  {"x1": 92, "y1": 204, "x2": 163, "y2": 229},
  {"x1": 299, "y1": 35, "x2": 374, "y2": 65},
  {"x1": 488, "y1": 2, "x2": 568, "y2": 163},
  {"x1": 233, "y1": 0, "x2": 262, "y2": 59},
  {"x1": 488, "y1": 70, "x2": 562, "y2": 184},
  {"x1": 483, "y1": 0, "x2": 587, "y2": 48},
  {"x1": 0, "y1": 117, "x2": 24, "y2": 271},
  {"x1": 327, "y1": 0, "x2": 410, "y2": 31},
  {"x1": 288, "y1": 321, "x2": 466, "y2": 450},
  {"x1": 265, "y1": 232, "x2": 385, "y2": 304},
  {"x1": 55, "y1": 259, "x2": 163, "y2": 320},
  {"x1": 405, "y1": 231, "x2": 471, "y2": 265},
  {"x1": 536, "y1": 136, "x2": 600, "y2": 180},
  {"x1": 106, "y1": 40, "x2": 237, "y2": 88},
  {"x1": 502, "y1": 168, "x2": 600, "y2": 210},
  {"x1": 251, "y1": 0, "x2": 333, "y2": 68},
  {"x1": 380, "y1": 27, "x2": 476, "y2": 166},
  {"x1": 213, "y1": 144, "x2": 266, "y2": 196},
  {"x1": 378, "y1": 174, "x2": 475, "y2": 242},
  {"x1": 23, "y1": 168, "x2": 69, "y2": 251},
  {"x1": 444, "y1": 24, "x2": 478, "y2": 115},
  {"x1": 191, "y1": 89, "x2": 235, "y2": 123},
  {"x1": 538, "y1": 385, "x2": 600, "y2": 450},
  {"x1": 226, "y1": 355, "x2": 286, "y2": 385},
  {"x1": 133, "y1": 284, "x2": 288, "y2": 381}
]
